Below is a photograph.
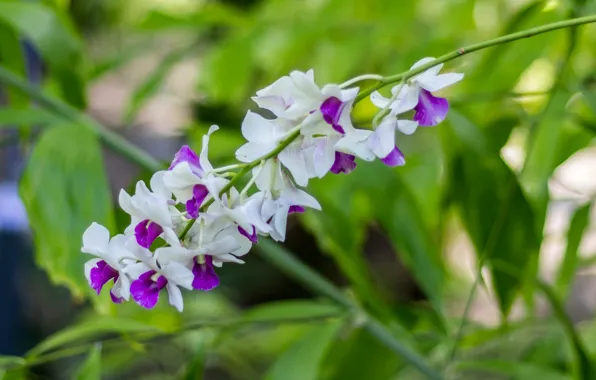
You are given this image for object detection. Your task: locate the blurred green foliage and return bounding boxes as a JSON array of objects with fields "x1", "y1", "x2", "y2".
[{"x1": 2, "y1": 0, "x2": 596, "y2": 378}]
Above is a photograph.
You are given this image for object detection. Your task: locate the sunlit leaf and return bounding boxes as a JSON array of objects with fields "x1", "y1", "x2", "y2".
[
  {"x1": 0, "y1": 107, "x2": 61, "y2": 127},
  {"x1": 20, "y1": 124, "x2": 115, "y2": 299},
  {"x1": 264, "y1": 320, "x2": 342, "y2": 380},
  {"x1": 27, "y1": 316, "x2": 160, "y2": 358},
  {"x1": 0, "y1": 1, "x2": 85, "y2": 107},
  {"x1": 556, "y1": 204, "x2": 591, "y2": 298},
  {"x1": 73, "y1": 345, "x2": 101, "y2": 380}
]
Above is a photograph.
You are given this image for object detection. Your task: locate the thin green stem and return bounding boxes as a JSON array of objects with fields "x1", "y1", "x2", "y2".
[
  {"x1": 257, "y1": 239, "x2": 443, "y2": 380},
  {"x1": 355, "y1": 14, "x2": 596, "y2": 103},
  {"x1": 0, "y1": 67, "x2": 163, "y2": 172}
]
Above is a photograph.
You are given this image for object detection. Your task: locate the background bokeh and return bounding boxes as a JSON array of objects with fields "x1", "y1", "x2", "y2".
[{"x1": 2, "y1": 0, "x2": 596, "y2": 379}]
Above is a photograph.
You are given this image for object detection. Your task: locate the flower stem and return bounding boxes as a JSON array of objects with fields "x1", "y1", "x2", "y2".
[
  {"x1": 257, "y1": 239, "x2": 443, "y2": 380},
  {"x1": 355, "y1": 14, "x2": 596, "y2": 103}
]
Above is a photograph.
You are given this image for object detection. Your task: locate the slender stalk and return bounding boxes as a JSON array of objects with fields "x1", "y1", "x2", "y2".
[
  {"x1": 0, "y1": 67, "x2": 163, "y2": 172},
  {"x1": 257, "y1": 240, "x2": 443, "y2": 380},
  {"x1": 355, "y1": 14, "x2": 596, "y2": 102}
]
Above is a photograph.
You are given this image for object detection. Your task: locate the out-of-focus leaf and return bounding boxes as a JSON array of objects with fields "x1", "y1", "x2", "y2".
[
  {"x1": 448, "y1": 111, "x2": 540, "y2": 316},
  {"x1": 0, "y1": 1, "x2": 85, "y2": 107},
  {"x1": 124, "y1": 44, "x2": 191, "y2": 124},
  {"x1": 242, "y1": 300, "x2": 342, "y2": 322},
  {"x1": 556, "y1": 204, "x2": 591, "y2": 298},
  {"x1": 183, "y1": 336, "x2": 205, "y2": 380},
  {"x1": 538, "y1": 281, "x2": 593, "y2": 379},
  {"x1": 0, "y1": 24, "x2": 26, "y2": 106},
  {"x1": 89, "y1": 41, "x2": 153, "y2": 80},
  {"x1": 0, "y1": 357, "x2": 24, "y2": 370},
  {"x1": 264, "y1": 320, "x2": 342, "y2": 380},
  {"x1": 455, "y1": 360, "x2": 572, "y2": 380},
  {"x1": 323, "y1": 327, "x2": 403, "y2": 380},
  {"x1": 0, "y1": 107, "x2": 61, "y2": 127},
  {"x1": 136, "y1": 3, "x2": 245, "y2": 30},
  {"x1": 20, "y1": 124, "x2": 115, "y2": 299},
  {"x1": 199, "y1": 33, "x2": 254, "y2": 105},
  {"x1": 27, "y1": 317, "x2": 160, "y2": 358},
  {"x1": 73, "y1": 345, "x2": 101, "y2": 380}
]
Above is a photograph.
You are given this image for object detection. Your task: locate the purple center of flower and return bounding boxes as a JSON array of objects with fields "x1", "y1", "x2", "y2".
[
  {"x1": 288, "y1": 205, "x2": 305, "y2": 214},
  {"x1": 134, "y1": 219, "x2": 163, "y2": 248},
  {"x1": 89, "y1": 260, "x2": 119, "y2": 295},
  {"x1": 130, "y1": 270, "x2": 168, "y2": 309},
  {"x1": 238, "y1": 225, "x2": 258, "y2": 244},
  {"x1": 192, "y1": 255, "x2": 220, "y2": 291},
  {"x1": 186, "y1": 184, "x2": 209, "y2": 219},
  {"x1": 320, "y1": 96, "x2": 346, "y2": 134},
  {"x1": 330, "y1": 152, "x2": 357, "y2": 174},
  {"x1": 413, "y1": 89, "x2": 449, "y2": 127},
  {"x1": 169, "y1": 145, "x2": 203, "y2": 175},
  {"x1": 380, "y1": 146, "x2": 406, "y2": 167}
]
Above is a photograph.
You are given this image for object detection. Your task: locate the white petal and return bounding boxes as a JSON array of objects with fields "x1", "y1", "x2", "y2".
[
  {"x1": 368, "y1": 117, "x2": 396, "y2": 159},
  {"x1": 118, "y1": 190, "x2": 135, "y2": 217},
  {"x1": 254, "y1": 159, "x2": 284, "y2": 191},
  {"x1": 201, "y1": 235, "x2": 241, "y2": 257},
  {"x1": 397, "y1": 120, "x2": 419, "y2": 135},
  {"x1": 272, "y1": 206, "x2": 290, "y2": 242},
  {"x1": 410, "y1": 57, "x2": 443, "y2": 77},
  {"x1": 370, "y1": 91, "x2": 390, "y2": 109},
  {"x1": 156, "y1": 246, "x2": 191, "y2": 265},
  {"x1": 162, "y1": 163, "x2": 200, "y2": 202},
  {"x1": 417, "y1": 72, "x2": 464, "y2": 92},
  {"x1": 278, "y1": 143, "x2": 309, "y2": 186},
  {"x1": 122, "y1": 262, "x2": 152, "y2": 279},
  {"x1": 217, "y1": 226, "x2": 252, "y2": 257},
  {"x1": 391, "y1": 85, "x2": 419, "y2": 115},
  {"x1": 199, "y1": 125, "x2": 219, "y2": 173},
  {"x1": 150, "y1": 171, "x2": 171, "y2": 199},
  {"x1": 241, "y1": 111, "x2": 276, "y2": 143},
  {"x1": 162, "y1": 262, "x2": 194, "y2": 289},
  {"x1": 312, "y1": 137, "x2": 337, "y2": 178},
  {"x1": 300, "y1": 113, "x2": 334, "y2": 137},
  {"x1": 166, "y1": 283, "x2": 184, "y2": 312},
  {"x1": 236, "y1": 141, "x2": 277, "y2": 163},
  {"x1": 282, "y1": 187, "x2": 321, "y2": 211},
  {"x1": 82, "y1": 223, "x2": 110, "y2": 255},
  {"x1": 336, "y1": 130, "x2": 375, "y2": 161}
]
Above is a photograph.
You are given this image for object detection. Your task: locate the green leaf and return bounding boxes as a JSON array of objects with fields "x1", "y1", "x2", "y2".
[
  {"x1": 264, "y1": 320, "x2": 342, "y2": 380},
  {"x1": 448, "y1": 111, "x2": 540, "y2": 316},
  {"x1": 200, "y1": 33, "x2": 255, "y2": 105},
  {"x1": 455, "y1": 360, "x2": 572, "y2": 380},
  {"x1": 242, "y1": 300, "x2": 342, "y2": 322},
  {"x1": 73, "y1": 345, "x2": 101, "y2": 380},
  {"x1": 124, "y1": 45, "x2": 191, "y2": 125},
  {"x1": 0, "y1": 23, "x2": 26, "y2": 106},
  {"x1": 323, "y1": 327, "x2": 403, "y2": 380},
  {"x1": 0, "y1": 357, "x2": 25, "y2": 370},
  {"x1": 556, "y1": 204, "x2": 591, "y2": 298},
  {"x1": 0, "y1": 107, "x2": 61, "y2": 127},
  {"x1": 20, "y1": 124, "x2": 115, "y2": 299},
  {"x1": 183, "y1": 336, "x2": 205, "y2": 380},
  {"x1": 0, "y1": 1, "x2": 85, "y2": 107},
  {"x1": 538, "y1": 281, "x2": 593, "y2": 380},
  {"x1": 27, "y1": 316, "x2": 160, "y2": 358}
]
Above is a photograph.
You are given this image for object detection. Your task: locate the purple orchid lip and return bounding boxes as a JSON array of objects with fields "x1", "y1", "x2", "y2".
[
  {"x1": 413, "y1": 89, "x2": 449, "y2": 127},
  {"x1": 134, "y1": 220, "x2": 163, "y2": 248},
  {"x1": 320, "y1": 97, "x2": 346, "y2": 134},
  {"x1": 330, "y1": 152, "x2": 357, "y2": 174},
  {"x1": 288, "y1": 205, "x2": 305, "y2": 214},
  {"x1": 380, "y1": 146, "x2": 406, "y2": 167},
  {"x1": 89, "y1": 260, "x2": 119, "y2": 295},
  {"x1": 186, "y1": 184, "x2": 209, "y2": 219},
  {"x1": 238, "y1": 225, "x2": 258, "y2": 244},
  {"x1": 192, "y1": 255, "x2": 220, "y2": 291},
  {"x1": 169, "y1": 145, "x2": 203, "y2": 175},
  {"x1": 130, "y1": 270, "x2": 168, "y2": 309},
  {"x1": 110, "y1": 290, "x2": 124, "y2": 304}
]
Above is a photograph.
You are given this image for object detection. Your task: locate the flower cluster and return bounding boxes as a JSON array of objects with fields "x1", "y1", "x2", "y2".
[{"x1": 81, "y1": 58, "x2": 463, "y2": 311}]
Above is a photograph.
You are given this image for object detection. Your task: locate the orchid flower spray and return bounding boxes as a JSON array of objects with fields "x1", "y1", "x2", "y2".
[{"x1": 81, "y1": 58, "x2": 463, "y2": 311}]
